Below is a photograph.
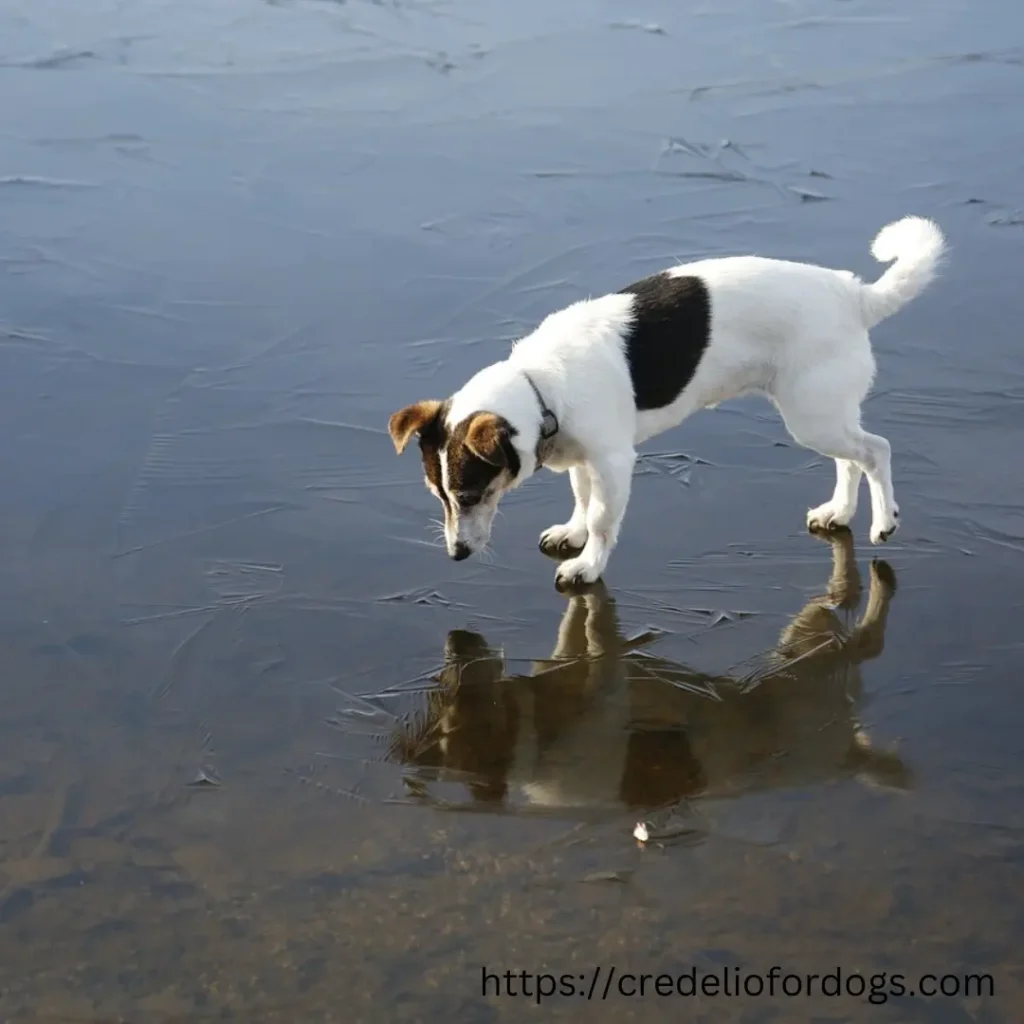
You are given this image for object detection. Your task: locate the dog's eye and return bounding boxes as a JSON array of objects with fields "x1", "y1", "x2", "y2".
[{"x1": 459, "y1": 493, "x2": 481, "y2": 509}]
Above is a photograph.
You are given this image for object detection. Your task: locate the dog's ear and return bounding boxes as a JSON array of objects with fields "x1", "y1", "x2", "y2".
[
  {"x1": 388, "y1": 400, "x2": 443, "y2": 454},
  {"x1": 464, "y1": 413, "x2": 513, "y2": 468}
]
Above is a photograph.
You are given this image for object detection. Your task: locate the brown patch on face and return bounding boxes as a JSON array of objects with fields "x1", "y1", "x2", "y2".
[
  {"x1": 444, "y1": 412, "x2": 520, "y2": 505},
  {"x1": 413, "y1": 400, "x2": 451, "y2": 513},
  {"x1": 390, "y1": 402, "x2": 520, "y2": 523},
  {"x1": 463, "y1": 413, "x2": 512, "y2": 467},
  {"x1": 420, "y1": 438, "x2": 449, "y2": 513}
]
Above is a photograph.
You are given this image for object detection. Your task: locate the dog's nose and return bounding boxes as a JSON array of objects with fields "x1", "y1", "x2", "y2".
[{"x1": 451, "y1": 542, "x2": 471, "y2": 561}]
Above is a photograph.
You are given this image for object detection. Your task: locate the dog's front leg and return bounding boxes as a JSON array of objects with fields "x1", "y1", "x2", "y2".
[
  {"x1": 554, "y1": 450, "x2": 635, "y2": 589},
  {"x1": 539, "y1": 465, "x2": 591, "y2": 556}
]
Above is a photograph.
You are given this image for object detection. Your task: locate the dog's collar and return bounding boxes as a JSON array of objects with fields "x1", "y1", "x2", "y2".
[{"x1": 522, "y1": 372, "x2": 559, "y2": 465}]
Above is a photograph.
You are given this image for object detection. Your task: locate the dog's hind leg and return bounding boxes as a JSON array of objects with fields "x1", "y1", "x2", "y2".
[
  {"x1": 539, "y1": 464, "x2": 591, "y2": 557},
  {"x1": 807, "y1": 459, "x2": 862, "y2": 532},
  {"x1": 775, "y1": 377, "x2": 899, "y2": 545},
  {"x1": 850, "y1": 559, "x2": 897, "y2": 663},
  {"x1": 816, "y1": 524, "x2": 862, "y2": 610},
  {"x1": 859, "y1": 430, "x2": 899, "y2": 543}
]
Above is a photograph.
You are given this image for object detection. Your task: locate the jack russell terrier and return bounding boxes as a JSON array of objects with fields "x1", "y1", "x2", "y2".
[{"x1": 389, "y1": 216, "x2": 945, "y2": 589}]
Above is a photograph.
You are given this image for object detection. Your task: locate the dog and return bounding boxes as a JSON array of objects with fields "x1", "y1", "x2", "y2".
[
  {"x1": 389, "y1": 216, "x2": 945, "y2": 589},
  {"x1": 389, "y1": 529, "x2": 909, "y2": 813}
]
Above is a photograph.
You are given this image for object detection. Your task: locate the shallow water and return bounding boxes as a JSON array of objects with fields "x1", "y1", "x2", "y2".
[{"x1": 2, "y1": 0, "x2": 1024, "y2": 1020}]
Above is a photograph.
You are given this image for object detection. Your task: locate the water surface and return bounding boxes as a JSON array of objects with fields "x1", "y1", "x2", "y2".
[{"x1": 1, "y1": 0, "x2": 1023, "y2": 1020}]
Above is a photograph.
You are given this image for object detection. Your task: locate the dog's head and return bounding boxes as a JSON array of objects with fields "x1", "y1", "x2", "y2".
[
  {"x1": 388, "y1": 400, "x2": 522, "y2": 560},
  {"x1": 389, "y1": 629, "x2": 516, "y2": 804}
]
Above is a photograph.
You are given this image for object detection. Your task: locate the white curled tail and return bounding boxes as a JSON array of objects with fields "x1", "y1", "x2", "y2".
[{"x1": 860, "y1": 216, "x2": 946, "y2": 328}]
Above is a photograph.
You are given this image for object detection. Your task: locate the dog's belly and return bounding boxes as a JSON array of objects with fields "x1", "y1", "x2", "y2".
[
  {"x1": 634, "y1": 378, "x2": 767, "y2": 446},
  {"x1": 508, "y1": 685, "x2": 632, "y2": 810},
  {"x1": 634, "y1": 401, "x2": 696, "y2": 446}
]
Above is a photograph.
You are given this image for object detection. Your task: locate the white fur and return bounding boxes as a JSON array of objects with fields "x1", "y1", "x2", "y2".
[{"x1": 444, "y1": 216, "x2": 945, "y2": 586}]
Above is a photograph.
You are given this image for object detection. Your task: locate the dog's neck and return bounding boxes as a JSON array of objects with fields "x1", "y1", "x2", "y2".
[
  {"x1": 522, "y1": 372, "x2": 559, "y2": 467},
  {"x1": 447, "y1": 361, "x2": 558, "y2": 477}
]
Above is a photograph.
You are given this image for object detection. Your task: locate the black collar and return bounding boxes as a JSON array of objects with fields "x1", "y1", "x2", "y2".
[{"x1": 523, "y1": 373, "x2": 558, "y2": 440}]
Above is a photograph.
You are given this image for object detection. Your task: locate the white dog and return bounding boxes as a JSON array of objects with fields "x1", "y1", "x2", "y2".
[{"x1": 389, "y1": 216, "x2": 945, "y2": 589}]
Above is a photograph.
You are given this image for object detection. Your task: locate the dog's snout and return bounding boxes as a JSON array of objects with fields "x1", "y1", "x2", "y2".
[{"x1": 452, "y1": 542, "x2": 471, "y2": 561}]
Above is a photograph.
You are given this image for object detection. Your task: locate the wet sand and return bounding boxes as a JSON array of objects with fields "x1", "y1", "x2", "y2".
[{"x1": 1, "y1": 0, "x2": 1024, "y2": 1020}]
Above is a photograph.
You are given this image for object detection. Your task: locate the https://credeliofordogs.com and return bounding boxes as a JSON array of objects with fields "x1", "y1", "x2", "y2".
[{"x1": 480, "y1": 965, "x2": 995, "y2": 1006}]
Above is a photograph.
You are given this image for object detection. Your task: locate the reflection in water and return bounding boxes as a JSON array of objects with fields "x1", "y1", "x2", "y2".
[{"x1": 392, "y1": 530, "x2": 910, "y2": 815}]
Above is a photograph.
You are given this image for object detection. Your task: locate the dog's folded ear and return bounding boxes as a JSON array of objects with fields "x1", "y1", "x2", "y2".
[
  {"x1": 388, "y1": 400, "x2": 443, "y2": 454},
  {"x1": 464, "y1": 413, "x2": 515, "y2": 468}
]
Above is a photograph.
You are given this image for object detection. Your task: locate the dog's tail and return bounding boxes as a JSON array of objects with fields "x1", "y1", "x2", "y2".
[{"x1": 859, "y1": 216, "x2": 946, "y2": 328}]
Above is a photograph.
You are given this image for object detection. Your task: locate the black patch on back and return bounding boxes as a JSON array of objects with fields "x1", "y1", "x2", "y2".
[
  {"x1": 617, "y1": 273, "x2": 712, "y2": 411},
  {"x1": 619, "y1": 729, "x2": 706, "y2": 808}
]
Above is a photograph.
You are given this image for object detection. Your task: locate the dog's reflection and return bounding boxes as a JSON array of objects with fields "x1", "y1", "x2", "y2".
[{"x1": 391, "y1": 530, "x2": 909, "y2": 813}]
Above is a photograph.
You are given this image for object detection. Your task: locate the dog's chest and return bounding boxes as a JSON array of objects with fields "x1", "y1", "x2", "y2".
[{"x1": 542, "y1": 434, "x2": 586, "y2": 472}]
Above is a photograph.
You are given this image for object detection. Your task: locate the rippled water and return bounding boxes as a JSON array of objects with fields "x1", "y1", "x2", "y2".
[{"x1": 1, "y1": 0, "x2": 1023, "y2": 1020}]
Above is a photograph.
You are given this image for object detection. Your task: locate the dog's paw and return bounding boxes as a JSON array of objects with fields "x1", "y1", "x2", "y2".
[
  {"x1": 539, "y1": 523, "x2": 588, "y2": 558},
  {"x1": 869, "y1": 509, "x2": 899, "y2": 545},
  {"x1": 554, "y1": 555, "x2": 603, "y2": 592},
  {"x1": 807, "y1": 501, "x2": 855, "y2": 533},
  {"x1": 870, "y1": 558, "x2": 897, "y2": 595}
]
